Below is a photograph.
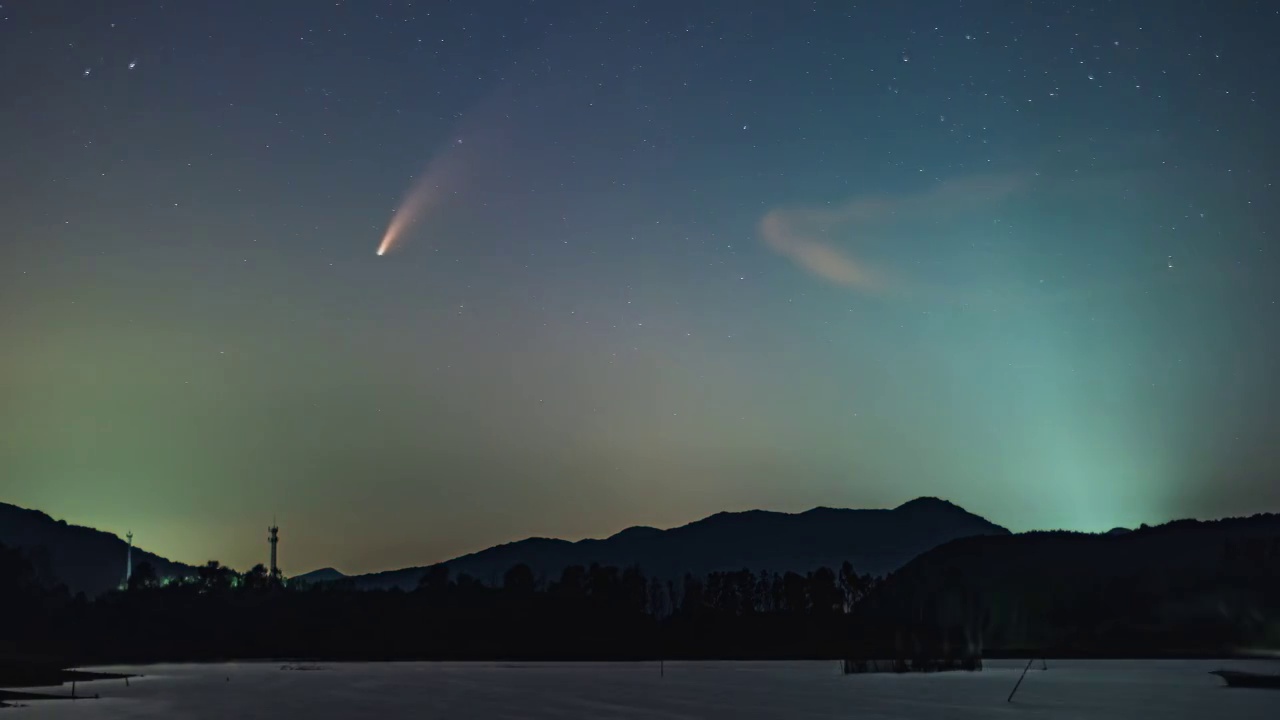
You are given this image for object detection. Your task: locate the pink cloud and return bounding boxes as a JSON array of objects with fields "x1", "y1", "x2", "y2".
[{"x1": 759, "y1": 172, "x2": 1028, "y2": 295}]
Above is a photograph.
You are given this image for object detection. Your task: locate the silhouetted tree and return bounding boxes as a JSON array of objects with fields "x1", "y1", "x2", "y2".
[
  {"x1": 839, "y1": 561, "x2": 859, "y2": 612},
  {"x1": 127, "y1": 561, "x2": 158, "y2": 591},
  {"x1": 551, "y1": 564, "x2": 587, "y2": 601},
  {"x1": 769, "y1": 572, "x2": 785, "y2": 611},
  {"x1": 621, "y1": 565, "x2": 648, "y2": 614},
  {"x1": 706, "y1": 571, "x2": 725, "y2": 612},
  {"x1": 241, "y1": 563, "x2": 269, "y2": 591},
  {"x1": 755, "y1": 570, "x2": 774, "y2": 612},
  {"x1": 809, "y1": 567, "x2": 840, "y2": 614},
  {"x1": 782, "y1": 571, "x2": 807, "y2": 613},
  {"x1": 680, "y1": 573, "x2": 705, "y2": 615},
  {"x1": 503, "y1": 563, "x2": 536, "y2": 595},
  {"x1": 587, "y1": 563, "x2": 620, "y2": 606},
  {"x1": 647, "y1": 576, "x2": 668, "y2": 618},
  {"x1": 416, "y1": 563, "x2": 450, "y2": 598},
  {"x1": 196, "y1": 560, "x2": 235, "y2": 593}
]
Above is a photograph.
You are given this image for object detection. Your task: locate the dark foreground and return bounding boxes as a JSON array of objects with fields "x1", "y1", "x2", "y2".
[
  {"x1": 0, "y1": 665, "x2": 133, "y2": 707},
  {"x1": 4, "y1": 521, "x2": 1278, "y2": 669},
  {"x1": 1209, "y1": 669, "x2": 1280, "y2": 689}
]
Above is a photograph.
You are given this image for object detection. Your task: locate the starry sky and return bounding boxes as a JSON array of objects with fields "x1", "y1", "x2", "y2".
[{"x1": 3, "y1": 0, "x2": 1279, "y2": 575}]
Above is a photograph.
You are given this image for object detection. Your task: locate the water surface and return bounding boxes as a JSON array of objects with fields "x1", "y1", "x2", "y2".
[{"x1": 11, "y1": 659, "x2": 1278, "y2": 718}]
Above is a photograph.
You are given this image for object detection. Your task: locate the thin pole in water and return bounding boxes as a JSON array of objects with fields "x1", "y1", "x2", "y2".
[
  {"x1": 1007, "y1": 658, "x2": 1035, "y2": 703},
  {"x1": 660, "y1": 659, "x2": 664, "y2": 678}
]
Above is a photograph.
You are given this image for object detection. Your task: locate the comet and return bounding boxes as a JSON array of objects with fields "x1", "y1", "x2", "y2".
[
  {"x1": 376, "y1": 169, "x2": 442, "y2": 257},
  {"x1": 373, "y1": 89, "x2": 512, "y2": 256}
]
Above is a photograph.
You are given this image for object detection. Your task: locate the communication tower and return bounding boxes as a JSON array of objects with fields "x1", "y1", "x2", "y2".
[
  {"x1": 268, "y1": 522, "x2": 280, "y2": 577},
  {"x1": 125, "y1": 530, "x2": 134, "y2": 585}
]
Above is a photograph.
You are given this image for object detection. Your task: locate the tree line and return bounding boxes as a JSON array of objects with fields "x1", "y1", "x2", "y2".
[
  {"x1": 3, "y1": 548, "x2": 894, "y2": 664},
  {"x1": 3, "y1": 529, "x2": 1277, "y2": 666}
]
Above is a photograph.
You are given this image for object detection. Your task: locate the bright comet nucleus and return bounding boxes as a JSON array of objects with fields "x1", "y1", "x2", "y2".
[{"x1": 375, "y1": 173, "x2": 440, "y2": 256}]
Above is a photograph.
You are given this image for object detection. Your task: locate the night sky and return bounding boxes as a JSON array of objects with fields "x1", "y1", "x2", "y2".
[{"x1": 3, "y1": 1, "x2": 1278, "y2": 575}]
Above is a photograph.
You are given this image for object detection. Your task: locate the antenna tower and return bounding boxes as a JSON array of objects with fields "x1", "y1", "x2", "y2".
[
  {"x1": 125, "y1": 530, "x2": 134, "y2": 585},
  {"x1": 268, "y1": 520, "x2": 280, "y2": 577}
]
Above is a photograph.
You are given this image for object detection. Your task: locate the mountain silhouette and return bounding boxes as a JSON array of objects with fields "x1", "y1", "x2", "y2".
[
  {"x1": 860, "y1": 512, "x2": 1280, "y2": 653},
  {"x1": 291, "y1": 567, "x2": 347, "y2": 584},
  {"x1": 0, "y1": 501, "x2": 197, "y2": 596},
  {"x1": 346, "y1": 496, "x2": 1010, "y2": 590},
  {"x1": 0, "y1": 497, "x2": 1010, "y2": 595},
  {"x1": 890, "y1": 512, "x2": 1280, "y2": 586}
]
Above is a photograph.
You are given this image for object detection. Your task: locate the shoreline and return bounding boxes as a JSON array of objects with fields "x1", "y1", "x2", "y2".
[
  {"x1": 22, "y1": 651, "x2": 1272, "y2": 671},
  {"x1": 7, "y1": 649, "x2": 1274, "y2": 687}
]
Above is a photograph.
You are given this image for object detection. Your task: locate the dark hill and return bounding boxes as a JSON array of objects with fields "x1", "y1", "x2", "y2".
[
  {"x1": 0, "y1": 501, "x2": 197, "y2": 596},
  {"x1": 860, "y1": 513, "x2": 1280, "y2": 655},
  {"x1": 347, "y1": 496, "x2": 1010, "y2": 590},
  {"x1": 291, "y1": 567, "x2": 347, "y2": 584}
]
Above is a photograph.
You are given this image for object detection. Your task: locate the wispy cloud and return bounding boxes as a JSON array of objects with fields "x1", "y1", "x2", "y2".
[
  {"x1": 758, "y1": 211, "x2": 889, "y2": 292},
  {"x1": 759, "y1": 173, "x2": 1028, "y2": 295}
]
